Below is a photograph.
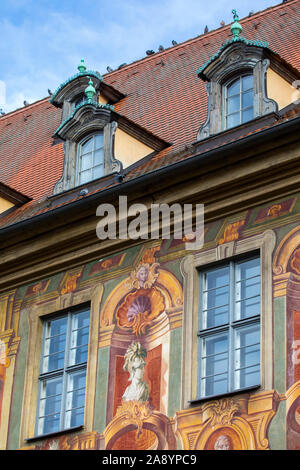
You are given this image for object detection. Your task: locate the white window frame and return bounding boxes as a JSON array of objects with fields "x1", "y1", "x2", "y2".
[
  {"x1": 180, "y1": 230, "x2": 275, "y2": 409},
  {"x1": 197, "y1": 255, "x2": 261, "y2": 400},
  {"x1": 35, "y1": 306, "x2": 90, "y2": 437},
  {"x1": 76, "y1": 132, "x2": 104, "y2": 186},
  {"x1": 223, "y1": 74, "x2": 254, "y2": 130}
]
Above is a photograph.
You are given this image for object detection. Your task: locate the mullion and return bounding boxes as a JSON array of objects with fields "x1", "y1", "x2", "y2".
[
  {"x1": 60, "y1": 313, "x2": 72, "y2": 430},
  {"x1": 228, "y1": 261, "x2": 235, "y2": 393}
]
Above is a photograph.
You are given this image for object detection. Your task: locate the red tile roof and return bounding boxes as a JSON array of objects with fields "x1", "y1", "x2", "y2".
[{"x1": 0, "y1": 0, "x2": 299, "y2": 227}]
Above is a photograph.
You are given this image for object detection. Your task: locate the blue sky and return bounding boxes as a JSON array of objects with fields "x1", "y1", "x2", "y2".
[{"x1": 0, "y1": 0, "x2": 280, "y2": 112}]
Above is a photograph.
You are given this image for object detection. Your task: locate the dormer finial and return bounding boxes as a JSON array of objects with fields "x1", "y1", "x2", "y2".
[
  {"x1": 231, "y1": 9, "x2": 243, "y2": 39},
  {"x1": 78, "y1": 58, "x2": 87, "y2": 73},
  {"x1": 84, "y1": 77, "x2": 96, "y2": 101}
]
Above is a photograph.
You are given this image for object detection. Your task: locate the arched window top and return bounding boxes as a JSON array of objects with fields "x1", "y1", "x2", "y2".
[
  {"x1": 77, "y1": 132, "x2": 104, "y2": 185},
  {"x1": 224, "y1": 74, "x2": 254, "y2": 130}
]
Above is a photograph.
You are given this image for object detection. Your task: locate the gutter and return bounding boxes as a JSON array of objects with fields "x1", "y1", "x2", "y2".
[{"x1": 0, "y1": 114, "x2": 299, "y2": 242}]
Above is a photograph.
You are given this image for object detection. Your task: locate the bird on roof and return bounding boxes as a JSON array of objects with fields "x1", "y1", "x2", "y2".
[
  {"x1": 118, "y1": 63, "x2": 127, "y2": 69},
  {"x1": 48, "y1": 89, "x2": 52, "y2": 96},
  {"x1": 0, "y1": 108, "x2": 5, "y2": 115},
  {"x1": 204, "y1": 25, "x2": 209, "y2": 33},
  {"x1": 158, "y1": 45, "x2": 164, "y2": 52},
  {"x1": 172, "y1": 40, "x2": 177, "y2": 46},
  {"x1": 106, "y1": 66, "x2": 113, "y2": 72},
  {"x1": 146, "y1": 50, "x2": 155, "y2": 55},
  {"x1": 23, "y1": 100, "x2": 29, "y2": 106},
  {"x1": 220, "y1": 20, "x2": 225, "y2": 26}
]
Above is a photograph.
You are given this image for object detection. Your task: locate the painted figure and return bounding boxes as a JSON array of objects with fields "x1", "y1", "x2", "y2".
[
  {"x1": 214, "y1": 434, "x2": 231, "y2": 450},
  {"x1": 122, "y1": 342, "x2": 149, "y2": 402}
]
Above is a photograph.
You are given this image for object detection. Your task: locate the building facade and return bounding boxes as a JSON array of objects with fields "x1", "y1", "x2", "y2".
[{"x1": 0, "y1": 0, "x2": 300, "y2": 450}]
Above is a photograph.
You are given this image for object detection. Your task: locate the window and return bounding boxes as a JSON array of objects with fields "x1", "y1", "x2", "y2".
[
  {"x1": 197, "y1": 256, "x2": 260, "y2": 399},
  {"x1": 224, "y1": 75, "x2": 254, "y2": 130},
  {"x1": 36, "y1": 307, "x2": 90, "y2": 436},
  {"x1": 77, "y1": 133, "x2": 104, "y2": 185}
]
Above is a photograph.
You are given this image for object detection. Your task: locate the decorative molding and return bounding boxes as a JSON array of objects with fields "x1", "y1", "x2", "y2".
[
  {"x1": 175, "y1": 390, "x2": 279, "y2": 450},
  {"x1": 104, "y1": 400, "x2": 176, "y2": 450},
  {"x1": 197, "y1": 41, "x2": 278, "y2": 141},
  {"x1": 18, "y1": 282, "x2": 103, "y2": 447},
  {"x1": 180, "y1": 230, "x2": 276, "y2": 409}
]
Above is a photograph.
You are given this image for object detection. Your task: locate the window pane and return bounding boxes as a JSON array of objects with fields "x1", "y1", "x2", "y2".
[
  {"x1": 205, "y1": 266, "x2": 229, "y2": 290},
  {"x1": 234, "y1": 324, "x2": 260, "y2": 389},
  {"x1": 242, "y1": 107, "x2": 253, "y2": 123},
  {"x1": 43, "y1": 317, "x2": 67, "y2": 372},
  {"x1": 92, "y1": 164, "x2": 104, "y2": 180},
  {"x1": 93, "y1": 149, "x2": 104, "y2": 165},
  {"x1": 202, "y1": 267, "x2": 230, "y2": 329},
  {"x1": 203, "y1": 286, "x2": 229, "y2": 328},
  {"x1": 235, "y1": 258, "x2": 260, "y2": 320},
  {"x1": 79, "y1": 169, "x2": 92, "y2": 185},
  {"x1": 65, "y1": 371, "x2": 86, "y2": 428},
  {"x1": 81, "y1": 138, "x2": 93, "y2": 155},
  {"x1": 201, "y1": 333, "x2": 228, "y2": 397},
  {"x1": 38, "y1": 377, "x2": 62, "y2": 435},
  {"x1": 94, "y1": 133, "x2": 104, "y2": 150},
  {"x1": 48, "y1": 317, "x2": 67, "y2": 337},
  {"x1": 227, "y1": 95, "x2": 240, "y2": 115},
  {"x1": 227, "y1": 78, "x2": 240, "y2": 97},
  {"x1": 69, "y1": 310, "x2": 90, "y2": 366},
  {"x1": 227, "y1": 112, "x2": 240, "y2": 129},
  {"x1": 242, "y1": 75, "x2": 253, "y2": 92},
  {"x1": 80, "y1": 153, "x2": 93, "y2": 171},
  {"x1": 242, "y1": 90, "x2": 253, "y2": 109}
]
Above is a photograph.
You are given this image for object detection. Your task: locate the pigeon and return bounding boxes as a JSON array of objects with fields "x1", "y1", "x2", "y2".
[
  {"x1": 172, "y1": 40, "x2": 178, "y2": 46},
  {"x1": 48, "y1": 89, "x2": 52, "y2": 96},
  {"x1": 106, "y1": 66, "x2": 113, "y2": 73},
  {"x1": 118, "y1": 63, "x2": 127, "y2": 69},
  {"x1": 0, "y1": 108, "x2": 5, "y2": 116},
  {"x1": 23, "y1": 100, "x2": 29, "y2": 106},
  {"x1": 158, "y1": 45, "x2": 164, "y2": 52},
  {"x1": 146, "y1": 50, "x2": 155, "y2": 55},
  {"x1": 204, "y1": 25, "x2": 209, "y2": 33},
  {"x1": 220, "y1": 20, "x2": 225, "y2": 26}
]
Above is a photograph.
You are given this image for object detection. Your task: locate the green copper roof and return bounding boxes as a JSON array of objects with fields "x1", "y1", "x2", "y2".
[
  {"x1": 53, "y1": 100, "x2": 115, "y2": 137},
  {"x1": 49, "y1": 70, "x2": 103, "y2": 104},
  {"x1": 196, "y1": 36, "x2": 272, "y2": 78},
  {"x1": 196, "y1": 9, "x2": 273, "y2": 79}
]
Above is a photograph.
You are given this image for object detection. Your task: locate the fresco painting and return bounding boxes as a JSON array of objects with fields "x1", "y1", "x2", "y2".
[{"x1": 1, "y1": 195, "x2": 300, "y2": 450}]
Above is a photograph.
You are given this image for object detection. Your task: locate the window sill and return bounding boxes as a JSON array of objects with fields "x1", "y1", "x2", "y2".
[
  {"x1": 189, "y1": 384, "x2": 261, "y2": 406},
  {"x1": 25, "y1": 425, "x2": 84, "y2": 443}
]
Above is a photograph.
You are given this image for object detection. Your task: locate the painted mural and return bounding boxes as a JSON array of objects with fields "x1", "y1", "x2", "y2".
[{"x1": 1, "y1": 192, "x2": 300, "y2": 450}]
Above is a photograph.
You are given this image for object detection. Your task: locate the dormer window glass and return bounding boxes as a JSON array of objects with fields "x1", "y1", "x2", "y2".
[
  {"x1": 224, "y1": 74, "x2": 254, "y2": 129},
  {"x1": 77, "y1": 133, "x2": 104, "y2": 185}
]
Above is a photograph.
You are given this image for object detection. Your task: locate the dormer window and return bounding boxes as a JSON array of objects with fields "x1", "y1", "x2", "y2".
[
  {"x1": 77, "y1": 133, "x2": 104, "y2": 185},
  {"x1": 196, "y1": 11, "x2": 278, "y2": 141},
  {"x1": 224, "y1": 74, "x2": 254, "y2": 129}
]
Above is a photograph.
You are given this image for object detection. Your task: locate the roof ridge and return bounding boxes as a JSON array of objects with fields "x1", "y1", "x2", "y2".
[
  {"x1": 1, "y1": 0, "x2": 298, "y2": 116},
  {"x1": 0, "y1": 96, "x2": 50, "y2": 121},
  {"x1": 103, "y1": 0, "x2": 297, "y2": 77}
]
